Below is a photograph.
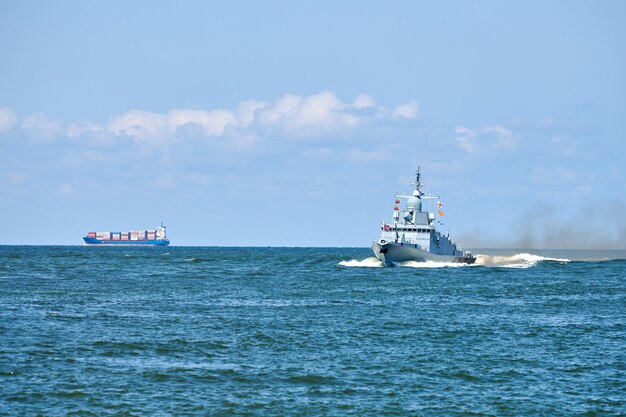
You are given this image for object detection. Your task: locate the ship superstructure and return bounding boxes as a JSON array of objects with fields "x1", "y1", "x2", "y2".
[
  {"x1": 372, "y1": 168, "x2": 474, "y2": 264},
  {"x1": 83, "y1": 224, "x2": 169, "y2": 246}
]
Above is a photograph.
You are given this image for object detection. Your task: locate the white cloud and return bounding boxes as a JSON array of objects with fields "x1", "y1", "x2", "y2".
[
  {"x1": 255, "y1": 91, "x2": 383, "y2": 135},
  {"x1": 237, "y1": 100, "x2": 265, "y2": 128},
  {"x1": 167, "y1": 108, "x2": 238, "y2": 136},
  {"x1": 454, "y1": 125, "x2": 517, "y2": 153},
  {"x1": 258, "y1": 94, "x2": 302, "y2": 125},
  {"x1": 108, "y1": 110, "x2": 167, "y2": 142},
  {"x1": 392, "y1": 101, "x2": 419, "y2": 119},
  {"x1": 67, "y1": 120, "x2": 104, "y2": 138},
  {"x1": 108, "y1": 108, "x2": 239, "y2": 141},
  {"x1": 21, "y1": 113, "x2": 66, "y2": 142},
  {"x1": 454, "y1": 126, "x2": 477, "y2": 153},
  {"x1": 483, "y1": 126, "x2": 517, "y2": 150},
  {"x1": 284, "y1": 90, "x2": 358, "y2": 133},
  {"x1": 5, "y1": 91, "x2": 420, "y2": 144},
  {"x1": 0, "y1": 107, "x2": 18, "y2": 134},
  {"x1": 352, "y1": 94, "x2": 375, "y2": 109}
]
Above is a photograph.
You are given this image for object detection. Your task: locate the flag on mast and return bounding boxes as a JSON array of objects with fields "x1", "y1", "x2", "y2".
[
  {"x1": 437, "y1": 210, "x2": 444, "y2": 217},
  {"x1": 437, "y1": 201, "x2": 443, "y2": 208}
]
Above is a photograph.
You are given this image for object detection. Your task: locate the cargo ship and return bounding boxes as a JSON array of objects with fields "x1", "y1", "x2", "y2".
[{"x1": 83, "y1": 224, "x2": 170, "y2": 246}]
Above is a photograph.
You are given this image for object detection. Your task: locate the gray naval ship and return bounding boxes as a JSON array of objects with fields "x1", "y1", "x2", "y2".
[{"x1": 372, "y1": 168, "x2": 476, "y2": 265}]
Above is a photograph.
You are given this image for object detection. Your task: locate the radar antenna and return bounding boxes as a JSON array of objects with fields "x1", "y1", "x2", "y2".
[{"x1": 400, "y1": 166, "x2": 434, "y2": 199}]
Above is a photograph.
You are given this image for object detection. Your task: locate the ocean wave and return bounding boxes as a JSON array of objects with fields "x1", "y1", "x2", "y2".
[{"x1": 184, "y1": 257, "x2": 211, "y2": 263}]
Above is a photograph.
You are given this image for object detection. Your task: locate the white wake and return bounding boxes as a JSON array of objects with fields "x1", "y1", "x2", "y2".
[
  {"x1": 398, "y1": 260, "x2": 466, "y2": 268},
  {"x1": 474, "y1": 253, "x2": 571, "y2": 268},
  {"x1": 338, "y1": 257, "x2": 384, "y2": 268},
  {"x1": 339, "y1": 253, "x2": 571, "y2": 269}
]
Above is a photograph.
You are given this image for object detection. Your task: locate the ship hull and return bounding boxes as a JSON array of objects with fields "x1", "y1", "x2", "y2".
[
  {"x1": 372, "y1": 242, "x2": 475, "y2": 265},
  {"x1": 83, "y1": 237, "x2": 170, "y2": 246}
]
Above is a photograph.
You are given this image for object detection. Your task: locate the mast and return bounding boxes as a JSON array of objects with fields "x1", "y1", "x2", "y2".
[{"x1": 415, "y1": 166, "x2": 421, "y2": 195}]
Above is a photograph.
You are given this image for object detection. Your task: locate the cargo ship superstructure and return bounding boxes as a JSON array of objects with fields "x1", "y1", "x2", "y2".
[
  {"x1": 83, "y1": 224, "x2": 169, "y2": 246},
  {"x1": 372, "y1": 168, "x2": 475, "y2": 265}
]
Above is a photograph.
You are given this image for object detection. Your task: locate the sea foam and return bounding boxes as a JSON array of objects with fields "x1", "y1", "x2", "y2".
[{"x1": 338, "y1": 257, "x2": 384, "y2": 267}]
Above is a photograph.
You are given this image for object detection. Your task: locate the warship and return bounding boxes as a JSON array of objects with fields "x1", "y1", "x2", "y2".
[{"x1": 372, "y1": 168, "x2": 475, "y2": 265}]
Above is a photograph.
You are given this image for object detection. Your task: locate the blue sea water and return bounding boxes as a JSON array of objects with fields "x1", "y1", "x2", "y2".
[{"x1": 1, "y1": 246, "x2": 625, "y2": 416}]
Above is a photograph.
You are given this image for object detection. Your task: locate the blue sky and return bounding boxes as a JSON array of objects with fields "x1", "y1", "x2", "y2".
[{"x1": 1, "y1": 1, "x2": 625, "y2": 247}]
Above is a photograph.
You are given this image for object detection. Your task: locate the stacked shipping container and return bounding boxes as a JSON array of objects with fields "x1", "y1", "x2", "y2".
[
  {"x1": 86, "y1": 230, "x2": 161, "y2": 242},
  {"x1": 84, "y1": 225, "x2": 168, "y2": 246}
]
